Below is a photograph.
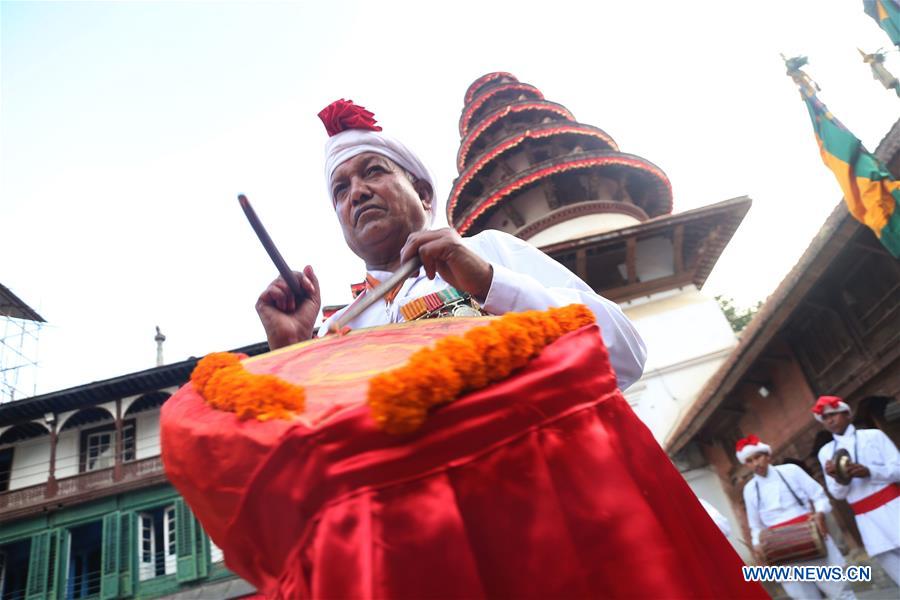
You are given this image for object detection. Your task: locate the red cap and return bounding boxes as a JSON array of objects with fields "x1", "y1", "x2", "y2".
[
  {"x1": 812, "y1": 395, "x2": 847, "y2": 415},
  {"x1": 735, "y1": 434, "x2": 761, "y2": 452}
]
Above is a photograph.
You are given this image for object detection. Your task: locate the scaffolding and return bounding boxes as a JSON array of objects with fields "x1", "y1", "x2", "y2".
[{"x1": 0, "y1": 283, "x2": 44, "y2": 403}]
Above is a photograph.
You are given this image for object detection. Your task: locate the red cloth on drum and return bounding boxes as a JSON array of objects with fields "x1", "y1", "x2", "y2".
[
  {"x1": 771, "y1": 513, "x2": 812, "y2": 529},
  {"x1": 162, "y1": 324, "x2": 766, "y2": 599}
]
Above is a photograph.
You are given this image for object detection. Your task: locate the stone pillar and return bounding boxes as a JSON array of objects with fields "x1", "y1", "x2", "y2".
[
  {"x1": 46, "y1": 417, "x2": 58, "y2": 496},
  {"x1": 114, "y1": 399, "x2": 124, "y2": 481}
]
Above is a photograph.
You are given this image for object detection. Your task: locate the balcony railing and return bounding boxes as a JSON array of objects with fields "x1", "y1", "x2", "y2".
[{"x1": 0, "y1": 455, "x2": 166, "y2": 522}]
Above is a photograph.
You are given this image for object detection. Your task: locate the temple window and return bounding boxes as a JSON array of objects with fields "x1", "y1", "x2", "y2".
[
  {"x1": 839, "y1": 251, "x2": 900, "y2": 336},
  {"x1": 0, "y1": 539, "x2": 30, "y2": 600},
  {"x1": 138, "y1": 505, "x2": 177, "y2": 580},
  {"x1": 585, "y1": 244, "x2": 628, "y2": 290},
  {"x1": 0, "y1": 447, "x2": 12, "y2": 492},
  {"x1": 67, "y1": 521, "x2": 103, "y2": 599},
  {"x1": 634, "y1": 236, "x2": 675, "y2": 282},
  {"x1": 210, "y1": 540, "x2": 224, "y2": 564},
  {"x1": 79, "y1": 420, "x2": 135, "y2": 473}
]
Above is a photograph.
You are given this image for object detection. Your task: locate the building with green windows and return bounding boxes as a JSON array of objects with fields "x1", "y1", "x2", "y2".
[{"x1": 0, "y1": 320, "x2": 267, "y2": 599}]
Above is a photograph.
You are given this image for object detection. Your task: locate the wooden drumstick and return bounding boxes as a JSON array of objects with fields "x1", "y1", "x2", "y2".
[
  {"x1": 329, "y1": 258, "x2": 421, "y2": 334},
  {"x1": 238, "y1": 194, "x2": 306, "y2": 301}
]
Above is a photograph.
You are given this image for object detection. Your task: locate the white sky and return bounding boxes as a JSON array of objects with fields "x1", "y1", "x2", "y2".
[{"x1": 1, "y1": 0, "x2": 898, "y2": 397}]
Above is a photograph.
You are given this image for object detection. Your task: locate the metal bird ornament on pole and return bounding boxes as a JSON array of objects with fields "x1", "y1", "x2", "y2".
[
  {"x1": 781, "y1": 54, "x2": 820, "y2": 98},
  {"x1": 859, "y1": 48, "x2": 900, "y2": 97}
]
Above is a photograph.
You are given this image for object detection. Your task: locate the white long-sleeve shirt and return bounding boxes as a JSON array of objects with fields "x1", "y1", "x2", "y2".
[
  {"x1": 320, "y1": 229, "x2": 647, "y2": 389},
  {"x1": 816, "y1": 425, "x2": 900, "y2": 556},
  {"x1": 742, "y1": 463, "x2": 832, "y2": 546}
]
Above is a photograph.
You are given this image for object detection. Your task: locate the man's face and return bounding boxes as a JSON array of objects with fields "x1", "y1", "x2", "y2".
[
  {"x1": 746, "y1": 452, "x2": 770, "y2": 476},
  {"x1": 330, "y1": 152, "x2": 431, "y2": 267},
  {"x1": 822, "y1": 411, "x2": 852, "y2": 435}
]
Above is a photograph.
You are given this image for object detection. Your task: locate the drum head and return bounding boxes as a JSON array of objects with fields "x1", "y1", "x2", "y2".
[
  {"x1": 242, "y1": 317, "x2": 493, "y2": 426},
  {"x1": 833, "y1": 448, "x2": 853, "y2": 485}
]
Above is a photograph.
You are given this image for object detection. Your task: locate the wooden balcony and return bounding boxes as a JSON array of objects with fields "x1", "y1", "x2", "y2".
[{"x1": 0, "y1": 455, "x2": 168, "y2": 523}]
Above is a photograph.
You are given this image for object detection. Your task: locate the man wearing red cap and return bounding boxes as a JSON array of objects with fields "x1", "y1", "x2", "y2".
[
  {"x1": 256, "y1": 99, "x2": 647, "y2": 390},
  {"x1": 737, "y1": 434, "x2": 853, "y2": 599},
  {"x1": 814, "y1": 395, "x2": 900, "y2": 585}
]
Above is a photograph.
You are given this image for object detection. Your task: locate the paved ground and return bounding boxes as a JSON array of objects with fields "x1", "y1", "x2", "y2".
[
  {"x1": 846, "y1": 552, "x2": 899, "y2": 600},
  {"x1": 765, "y1": 550, "x2": 899, "y2": 599}
]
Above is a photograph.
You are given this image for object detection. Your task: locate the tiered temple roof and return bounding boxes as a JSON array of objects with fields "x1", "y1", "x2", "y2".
[
  {"x1": 448, "y1": 72, "x2": 750, "y2": 303},
  {"x1": 449, "y1": 72, "x2": 673, "y2": 240}
]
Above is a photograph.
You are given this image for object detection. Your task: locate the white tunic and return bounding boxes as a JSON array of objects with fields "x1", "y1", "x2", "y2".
[
  {"x1": 742, "y1": 463, "x2": 832, "y2": 546},
  {"x1": 817, "y1": 425, "x2": 900, "y2": 557},
  {"x1": 320, "y1": 229, "x2": 647, "y2": 390}
]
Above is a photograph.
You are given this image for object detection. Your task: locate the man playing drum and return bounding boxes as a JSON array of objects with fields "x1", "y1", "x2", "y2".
[
  {"x1": 255, "y1": 99, "x2": 647, "y2": 390},
  {"x1": 738, "y1": 435, "x2": 854, "y2": 599},
  {"x1": 814, "y1": 395, "x2": 900, "y2": 585},
  {"x1": 166, "y1": 96, "x2": 770, "y2": 598}
]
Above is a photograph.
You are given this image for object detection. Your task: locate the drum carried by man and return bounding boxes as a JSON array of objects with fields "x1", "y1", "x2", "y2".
[
  {"x1": 160, "y1": 99, "x2": 766, "y2": 599},
  {"x1": 738, "y1": 434, "x2": 854, "y2": 599}
]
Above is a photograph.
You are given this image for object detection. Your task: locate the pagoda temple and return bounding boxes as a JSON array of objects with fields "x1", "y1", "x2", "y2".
[{"x1": 448, "y1": 72, "x2": 749, "y2": 304}]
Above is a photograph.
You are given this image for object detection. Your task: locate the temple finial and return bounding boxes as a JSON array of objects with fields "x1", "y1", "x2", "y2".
[{"x1": 781, "y1": 54, "x2": 820, "y2": 98}]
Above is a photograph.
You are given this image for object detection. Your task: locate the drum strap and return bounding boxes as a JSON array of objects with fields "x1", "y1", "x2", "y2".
[{"x1": 756, "y1": 467, "x2": 804, "y2": 508}]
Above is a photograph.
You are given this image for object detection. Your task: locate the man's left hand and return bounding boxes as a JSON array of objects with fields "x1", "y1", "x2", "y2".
[
  {"x1": 400, "y1": 228, "x2": 493, "y2": 302},
  {"x1": 846, "y1": 463, "x2": 871, "y2": 478}
]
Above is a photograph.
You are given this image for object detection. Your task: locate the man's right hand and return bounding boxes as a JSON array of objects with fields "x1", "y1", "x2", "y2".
[
  {"x1": 752, "y1": 545, "x2": 767, "y2": 565},
  {"x1": 824, "y1": 459, "x2": 837, "y2": 478},
  {"x1": 256, "y1": 265, "x2": 321, "y2": 350}
]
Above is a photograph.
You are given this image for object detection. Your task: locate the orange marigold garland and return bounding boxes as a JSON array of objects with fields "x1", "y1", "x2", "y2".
[
  {"x1": 368, "y1": 304, "x2": 596, "y2": 434},
  {"x1": 188, "y1": 305, "x2": 595, "y2": 429},
  {"x1": 190, "y1": 352, "x2": 244, "y2": 396},
  {"x1": 434, "y1": 336, "x2": 489, "y2": 391},
  {"x1": 190, "y1": 352, "x2": 305, "y2": 421}
]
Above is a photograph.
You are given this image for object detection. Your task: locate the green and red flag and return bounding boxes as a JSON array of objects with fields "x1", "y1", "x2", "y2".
[
  {"x1": 801, "y1": 91, "x2": 900, "y2": 257},
  {"x1": 864, "y1": 0, "x2": 900, "y2": 46}
]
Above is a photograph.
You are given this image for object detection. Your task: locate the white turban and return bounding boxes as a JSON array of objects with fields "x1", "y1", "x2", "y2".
[{"x1": 320, "y1": 100, "x2": 438, "y2": 225}]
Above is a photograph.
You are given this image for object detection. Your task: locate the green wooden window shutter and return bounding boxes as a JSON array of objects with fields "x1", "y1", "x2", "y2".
[
  {"x1": 119, "y1": 512, "x2": 135, "y2": 597},
  {"x1": 25, "y1": 531, "x2": 48, "y2": 600},
  {"x1": 174, "y1": 499, "x2": 199, "y2": 583},
  {"x1": 50, "y1": 529, "x2": 68, "y2": 600},
  {"x1": 25, "y1": 531, "x2": 49, "y2": 600},
  {"x1": 195, "y1": 521, "x2": 210, "y2": 579},
  {"x1": 26, "y1": 529, "x2": 61, "y2": 600},
  {"x1": 100, "y1": 513, "x2": 121, "y2": 599}
]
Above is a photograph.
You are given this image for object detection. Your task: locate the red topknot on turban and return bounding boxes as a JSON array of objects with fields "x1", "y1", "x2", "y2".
[
  {"x1": 317, "y1": 99, "x2": 382, "y2": 137},
  {"x1": 812, "y1": 395, "x2": 851, "y2": 422}
]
